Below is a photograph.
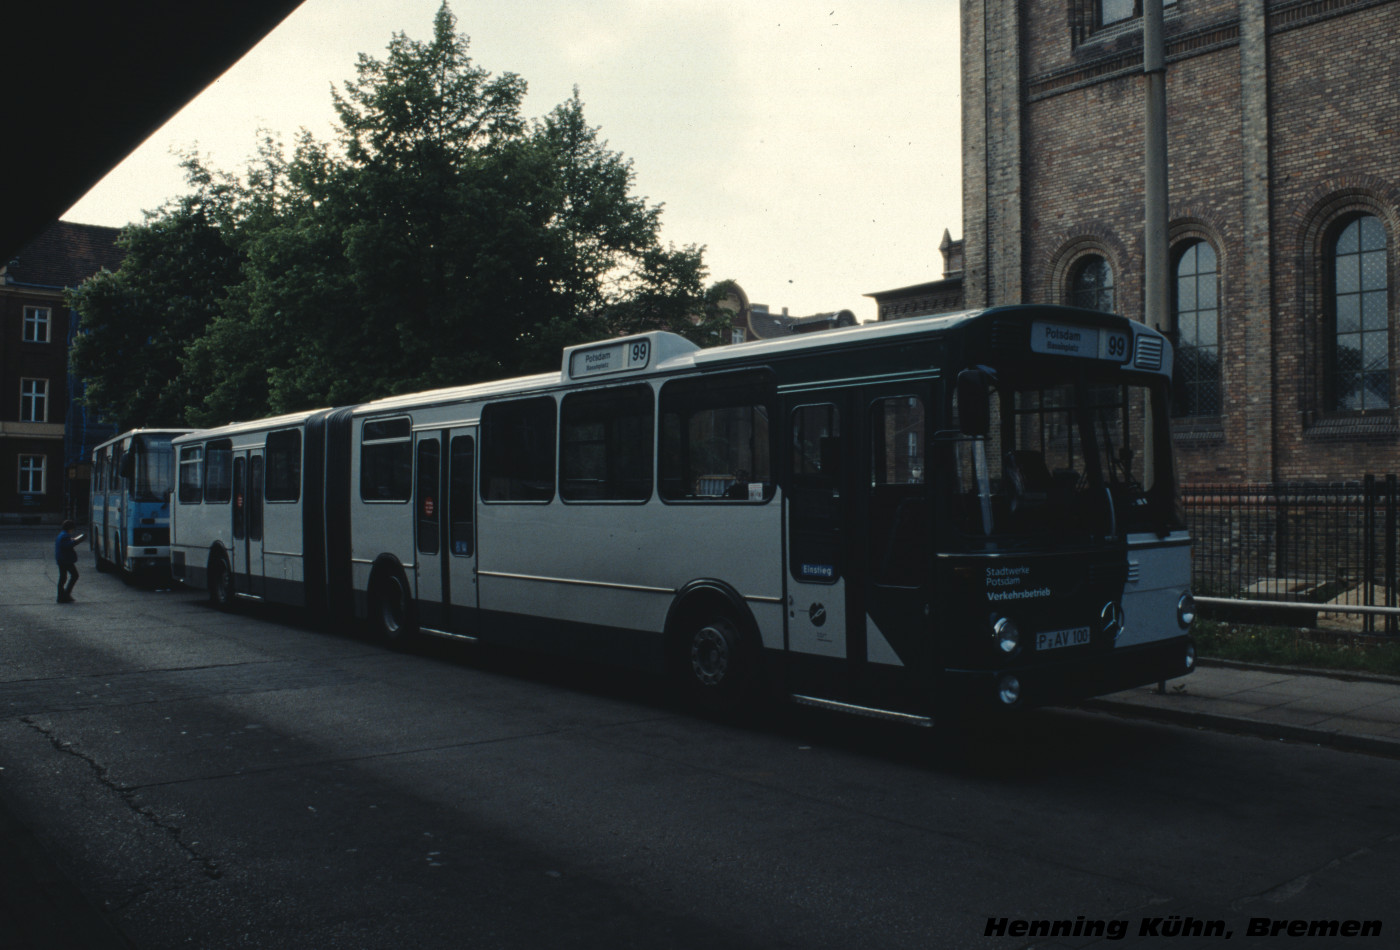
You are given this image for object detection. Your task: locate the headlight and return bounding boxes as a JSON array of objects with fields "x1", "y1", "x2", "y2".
[
  {"x1": 993, "y1": 616, "x2": 1020, "y2": 654},
  {"x1": 1177, "y1": 592, "x2": 1196, "y2": 628},
  {"x1": 998, "y1": 674, "x2": 1021, "y2": 705}
]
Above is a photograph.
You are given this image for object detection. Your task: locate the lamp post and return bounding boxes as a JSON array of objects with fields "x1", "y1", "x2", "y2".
[{"x1": 1144, "y1": 0, "x2": 1169, "y2": 332}]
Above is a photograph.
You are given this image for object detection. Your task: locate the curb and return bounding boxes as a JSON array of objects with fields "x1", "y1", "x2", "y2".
[
  {"x1": 1080, "y1": 695, "x2": 1400, "y2": 760},
  {"x1": 1196, "y1": 656, "x2": 1400, "y2": 687}
]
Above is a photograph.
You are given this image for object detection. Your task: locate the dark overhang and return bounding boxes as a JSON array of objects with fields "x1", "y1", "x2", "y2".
[{"x1": 4, "y1": 1, "x2": 305, "y2": 261}]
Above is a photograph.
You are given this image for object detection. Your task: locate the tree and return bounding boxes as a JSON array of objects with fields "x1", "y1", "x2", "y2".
[
  {"x1": 67, "y1": 156, "x2": 244, "y2": 428},
  {"x1": 332, "y1": 3, "x2": 526, "y2": 168},
  {"x1": 522, "y1": 90, "x2": 714, "y2": 353},
  {"x1": 73, "y1": 2, "x2": 724, "y2": 427}
]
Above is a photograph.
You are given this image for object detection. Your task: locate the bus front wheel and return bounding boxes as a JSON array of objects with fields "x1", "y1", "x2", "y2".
[
  {"x1": 115, "y1": 537, "x2": 131, "y2": 582},
  {"x1": 677, "y1": 613, "x2": 753, "y2": 710},
  {"x1": 369, "y1": 569, "x2": 417, "y2": 649}
]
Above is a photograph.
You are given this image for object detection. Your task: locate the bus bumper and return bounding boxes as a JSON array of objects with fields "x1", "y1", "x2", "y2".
[
  {"x1": 945, "y1": 635, "x2": 1196, "y2": 709},
  {"x1": 126, "y1": 551, "x2": 173, "y2": 577}
]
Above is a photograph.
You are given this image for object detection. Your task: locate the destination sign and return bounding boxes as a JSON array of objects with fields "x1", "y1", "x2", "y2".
[
  {"x1": 568, "y1": 338, "x2": 652, "y2": 379},
  {"x1": 1030, "y1": 321, "x2": 1130, "y2": 363}
]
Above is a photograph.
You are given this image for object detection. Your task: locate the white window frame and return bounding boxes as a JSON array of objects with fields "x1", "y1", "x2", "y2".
[
  {"x1": 20, "y1": 378, "x2": 49, "y2": 423},
  {"x1": 18, "y1": 455, "x2": 46, "y2": 494},
  {"x1": 22, "y1": 306, "x2": 52, "y2": 344}
]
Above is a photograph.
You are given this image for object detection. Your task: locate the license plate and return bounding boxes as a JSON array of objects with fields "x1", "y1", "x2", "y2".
[{"x1": 1036, "y1": 626, "x2": 1091, "y2": 651}]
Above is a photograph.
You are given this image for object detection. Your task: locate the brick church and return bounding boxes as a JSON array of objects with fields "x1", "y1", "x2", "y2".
[{"x1": 876, "y1": 0, "x2": 1399, "y2": 485}]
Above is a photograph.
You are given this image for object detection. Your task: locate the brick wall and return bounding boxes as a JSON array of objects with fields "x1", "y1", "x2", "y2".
[
  {"x1": 962, "y1": 0, "x2": 1400, "y2": 484},
  {"x1": 1269, "y1": 1, "x2": 1400, "y2": 481}
]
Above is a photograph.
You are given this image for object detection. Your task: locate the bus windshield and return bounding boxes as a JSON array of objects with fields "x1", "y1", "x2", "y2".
[
  {"x1": 131, "y1": 435, "x2": 177, "y2": 502},
  {"x1": 945, "y1": 371, "x2": 1179, "y2": 548}
]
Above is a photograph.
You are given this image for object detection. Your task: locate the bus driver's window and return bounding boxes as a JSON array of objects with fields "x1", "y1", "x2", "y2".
[{"x1": 659, "y1": 371, "x2": 775, "y2": 502}]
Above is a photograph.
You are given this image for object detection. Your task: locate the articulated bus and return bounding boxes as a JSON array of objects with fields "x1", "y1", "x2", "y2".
[
  {"x1": 169, "y1": 305, "x2": 1195, "y2": 722},
  {"x1": 90, "y1": 429, "x2": 192, "y2": 576}
]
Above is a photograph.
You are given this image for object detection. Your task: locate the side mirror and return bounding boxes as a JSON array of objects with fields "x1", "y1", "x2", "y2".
[
  {"x1": 119, "y1": 454, "x2": 135, "y2": 480},
  {"x1": 956, "y1": 369, "x2": 991, "y2": 437}
]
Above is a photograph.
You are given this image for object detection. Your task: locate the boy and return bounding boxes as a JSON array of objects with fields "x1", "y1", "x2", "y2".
[{"x1": 55, "y1": 520, "x2": 83, "y2": 603}]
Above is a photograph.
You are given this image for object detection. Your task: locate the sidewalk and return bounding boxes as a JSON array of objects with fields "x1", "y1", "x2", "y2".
[{"x1": 1087, "y1": 658, "x2": 1400, "y2": 757}]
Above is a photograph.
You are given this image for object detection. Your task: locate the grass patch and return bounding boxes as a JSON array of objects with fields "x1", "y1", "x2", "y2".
[{"x1": 1194, "y1": 619, "x2": 1400, "y2": 677}]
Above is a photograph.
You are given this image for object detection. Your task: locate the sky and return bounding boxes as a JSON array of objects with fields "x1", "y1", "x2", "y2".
[{"x1": 63, "y1": 0, "x2": 963, "y2": 321}]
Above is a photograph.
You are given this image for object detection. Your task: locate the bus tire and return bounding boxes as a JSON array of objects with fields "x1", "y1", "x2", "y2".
[
  {"x1": 116, "y1": 537, "x2": 131, "y2": 582},
  {"x1": 368, "y1": 568, "x2": 417, "y2": 649},
  {"x1": 94, "y1": 546, "x2": 109, "y2": 573},
  {"x1": 676, "y1": 612, "x2": 753, "y2": 712},
  {"x1": 209, "y1": 553, "x2": 234, "y2": 610}
]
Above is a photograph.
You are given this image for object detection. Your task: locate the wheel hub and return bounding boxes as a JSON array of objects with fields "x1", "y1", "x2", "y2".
[{"x1": 690, "y1": 625, "x2": 730, "y2": 686}]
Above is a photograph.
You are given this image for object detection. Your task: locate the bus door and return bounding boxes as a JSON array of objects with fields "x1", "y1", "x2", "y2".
[
  {"x1": 785, "y1": 396, "x2": 854, "y2": 693},
  {"x1": 231, "y1": 450, "x2": 266, "y2": 596},
  {"x1": 413, "y1": 427, "x2": 478, "y2": 635},
  {"x1": 861, "y1": 387, "x2": 935, "y2": 704},
  {"x1": 784, "y1": 384, "x2": 934, "y2": 706},
  {"x1": 112, "y1": 443, "x2": 126, "y2": 563},
  {"x1": 96, "y1": 449, "x2": 112, "y2": 563}
]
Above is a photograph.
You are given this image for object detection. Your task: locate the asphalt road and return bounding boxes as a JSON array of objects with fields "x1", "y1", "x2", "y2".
[{"x1": 2, "y1": 526, "x2": 1397, "y2": 949}]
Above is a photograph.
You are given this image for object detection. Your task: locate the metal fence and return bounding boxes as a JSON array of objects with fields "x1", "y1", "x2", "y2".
[{"x1": 1185, "y1": 475, "x2": 1400, "y2": 634}]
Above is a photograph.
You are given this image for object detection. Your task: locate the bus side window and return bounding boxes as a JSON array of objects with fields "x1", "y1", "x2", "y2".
[
  {"x1": 205, "y1": 440, "x2": 233, "y2": 504},
  {"x1": 481, "y1": 397, "x2": 556, "y2": 503},
  {"x1": 659, "y1": 371, "x2": 775, "y2": 502},
  {"x1": 265, "y1": 429, "x2": 302, "y2": 503},
  {"x1": 360, "y1": 418, "x2": 413, "y2": 502},
  {"x1": 179, "y1": 446, "x2": 203, "y2": 504},
  {"x1": 560, "y1": 384, "x2": 653, "y2": 502}
]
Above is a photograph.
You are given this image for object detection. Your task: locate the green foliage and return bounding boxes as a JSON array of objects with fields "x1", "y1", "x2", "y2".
[
  {"x1": 70, "y1": 2, "x2": 726, "y2": 427},
  {"x1": 1194, "y1": 619, "x2": 1400, "y2": 676},
  {"x1": 67, "y1": 157, "x2": 245, "y2": 428}
]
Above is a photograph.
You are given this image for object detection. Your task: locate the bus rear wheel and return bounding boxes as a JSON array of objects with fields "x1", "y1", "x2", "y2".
[
  {"x1": 369, "y1": 570, "x2": 417, "y2": 649},
  {"x1": 209, "y1": 554, "x2": 234, "y2": 610}
]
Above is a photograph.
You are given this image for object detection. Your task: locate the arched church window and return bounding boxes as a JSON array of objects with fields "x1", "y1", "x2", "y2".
[
  {"x1": 1068, "y1": 255, "x2": 1115, "y2": 312},
  {"x1": 1331, "y1": 214, "x2": 1389, "y2": 411},
  {"x1": 1172, "y1": 240, "x2": 1221, "y2": 417}
]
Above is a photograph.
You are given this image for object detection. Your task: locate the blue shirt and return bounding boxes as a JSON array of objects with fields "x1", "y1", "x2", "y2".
[{"x1": 55, "y1": 531, "x2": 78, "y2": 565}]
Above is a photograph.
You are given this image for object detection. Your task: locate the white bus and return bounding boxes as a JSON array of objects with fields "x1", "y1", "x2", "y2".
[
  {"x1": 169, "y1": 305, "x2": 1196, "y2": 722},
  {"x1": 90, "y1": 428, "x2": 192, "y2": 576}
]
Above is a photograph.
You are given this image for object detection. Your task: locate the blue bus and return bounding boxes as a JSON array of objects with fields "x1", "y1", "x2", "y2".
[{"x1": 90, "y1": 429, "x2": 192, "y2": 577}]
